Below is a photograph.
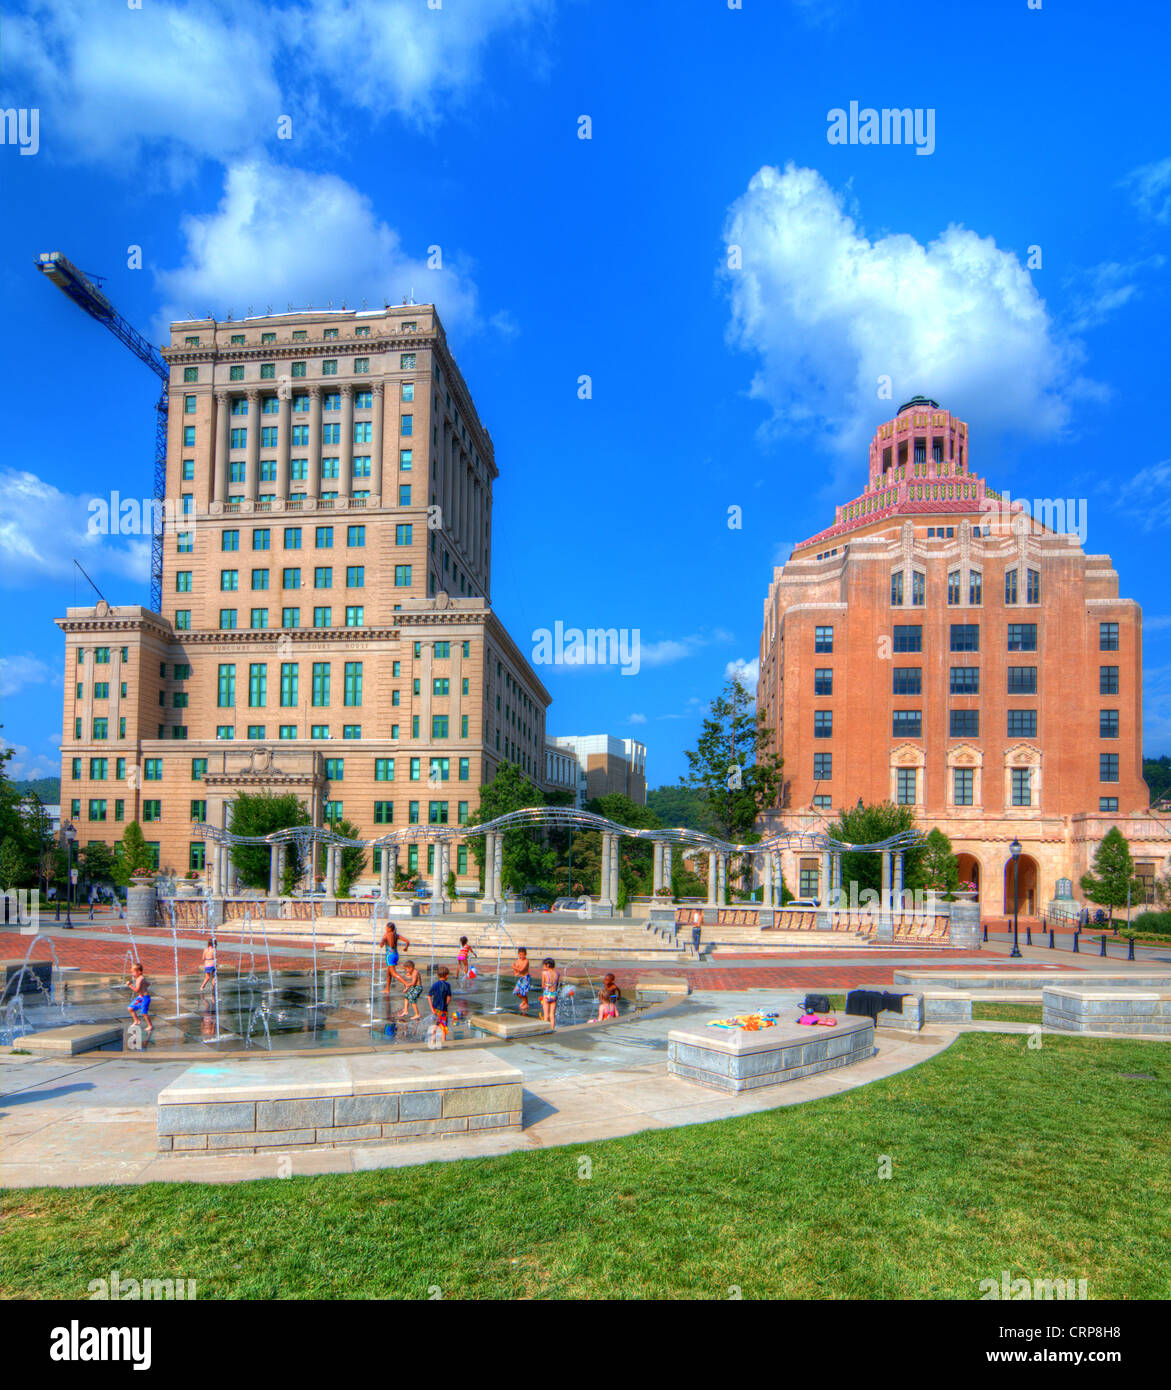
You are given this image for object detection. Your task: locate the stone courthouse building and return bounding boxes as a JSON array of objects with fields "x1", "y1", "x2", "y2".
[
  {"x1": 57, "y1": 305, "x2": 552, "y2": 891},
  {"x1": 757, "y1": 397, "x2": 1169, "y2": 914}
]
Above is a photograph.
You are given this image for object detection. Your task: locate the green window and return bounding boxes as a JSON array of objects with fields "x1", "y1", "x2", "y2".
[
  {"x1": 375, "y1": 758, "x2": 395, "y2": 781},
  {"x1": 280, "y1": 663, "x2": 298, "y2": 706},
  {"x1": 217, "y1": 664, "x2": 236, "y2": 707},
  {"x1": 191, "y1": 758, "x2": 207, "y2": 780},
  {"x1": 433, "y1": 677, "x2": 450, "y2": 696},
  {"x1": 312, "y1": 662, "x2": 330, "y2": 706},
  {"x1": 325, "y1": 758, "x2": 343, "y2": 781},
  {"x1": 190, "y1": 799, "x2": 207, "y2": 821},
  {"x1": 144, "y1": 758, "x2": 162, "y2": 780},
  {"x1": 460, "y1": 715, "x2": 469, "y2": 738},
  {"x1": 458, "y1": 757, "x2": 470, "y2": 781},
  {"x1": 410, "y1": 758, "x2": 421, "y2": 781},
  {"x1": 344, "y1": 662, "x2": 362, "y2": 707},
  {"x1": 249, "y1": 663, "x2": 267, "y2": 707},
  {"x1": 432, "y1": 715, "x2": 449, "y2": 739}
]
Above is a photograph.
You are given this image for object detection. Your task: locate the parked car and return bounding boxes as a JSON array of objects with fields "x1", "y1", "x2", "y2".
[{"x1": 551, "y1": 897, "x2": 588, "y2": 913}]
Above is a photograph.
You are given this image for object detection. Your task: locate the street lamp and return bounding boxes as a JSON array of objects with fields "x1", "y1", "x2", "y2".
[
  {"x1": 62, "y1": 821, "x2": 77, "y2": 928},
  {"x1": 1009, "y1": 837, "x2": 1022, "y2": 958}
]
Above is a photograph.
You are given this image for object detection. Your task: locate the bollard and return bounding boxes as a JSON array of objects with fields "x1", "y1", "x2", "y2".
[
  {"x1": 1026, "y1": 923, "x2": 1032, "y2": 946},
  {"x1": 1099, "y1": 934, "x2": 1107, "y2": 957},
  {"x1": 1072, "y1": 931, "x2": 1079, "y2": 954},
  {"x1": 1049, "y1": 928, "x2": 1055, "y2": 949},
  {"x1": 1128, "y1": 936, "x2": 1135, "y2": 961},
  {"x1": 983, "y1": 922, "x2": 988, "y2": 942}
]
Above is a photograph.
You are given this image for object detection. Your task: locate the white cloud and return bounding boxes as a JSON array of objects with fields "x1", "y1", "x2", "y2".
[
  {"x1": 1122, "y1": 157, "x2": 1171, "y2": 225},
  {"x1": 1111, "y1": 460, "x2": 1171, "y2": 534},
  {"x1": 1, "y1": 740, "x2": 60, "y2": 782},
  {"x1": 294, "y1": 0, "x2": 553, "y2": 127},
  {"x1": 725, "y1": 657, "x2": 759, "y2": 692},
  {"x1": 156, "y1": 160, "x2": 480, "y2": 330},
  {"x1": 5, "y1": 0, "x2": 284, "y2": 179},
  {"x1": 0, "y1": 470, "x2": 151, "y2": 589},
  {"x1": 1064, "y1": 258, "x2": 1166, "y2": 332},
  {"x1": 628, "y1": 713, "x2": 647, "y2": 725},
  {"x1": 0, "y1": 654, "x2": 56, "y2": 698},
  {"x1": 722, "y1": 164, "x2": 1090, "y2": 462},
  {"x1": 639, "y1": 630, "x2": 734, "y2": 669},
  {"x1": 6, "y1": 0, "x2": 552, "y2": 176}
]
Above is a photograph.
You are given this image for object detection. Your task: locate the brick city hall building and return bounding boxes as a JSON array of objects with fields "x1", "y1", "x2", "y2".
[
  {"x1": 57, "y1": 305, "x2": 553, "y2": 890},
  {"x1": 757, "y1": 397, "x2": 1168, "y2": 915}
]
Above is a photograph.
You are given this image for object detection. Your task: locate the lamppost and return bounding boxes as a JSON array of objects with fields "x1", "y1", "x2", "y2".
[
  {"x1": 62, "y1": 821, "x2": 77, "y2": 928},
  {"x1": 1009, "y1": 837, "x2": 1022, "y2": 958}
]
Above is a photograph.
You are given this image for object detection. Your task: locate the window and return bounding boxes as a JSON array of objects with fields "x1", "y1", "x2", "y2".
[
  {"x1": 248, "y1": 663, "x2": 267, "y2": 707},
  {"x1": 893, "y1": 667, "x2": 922, "y2": 695},
  {"x1": 812, "y1": 795, "x2": 832, "y2": 811},
  {"x1": 396, "y1": 523, "x2": 413, "y2": 546},
  {"x1": 893, "y1": 625, "x2": 922, "y2": 653},
  {"x1": 222, "y1": 530, "x2": 240, "y2": 552},
  {"x1": 813, "y1": 752, "x2": 832, "y2": 780},
  {"x1": 1005, "y1": 569, "x2": 1018, "y2": 605},
  {"x1": 399, "y1": 450, "x2": 413, "y2": 472},
  {"x1": 323, "y1": 800, "x2": 342, "y2": 824},
  {"x1": 1026, "y1": 569, "x2": 1041, "y2": 604},
  {"x1": 434, "y1": 642, "x2": 450, "y2": 658},
  {"x1": 814, "y1": 711, "x2": 833, "y2": 738},
  {"x1": 217, "y1": 664, "x2": 236, "y2": 707},
  {"x1": 346, "y1": 566, "x2": 364, "y2": 587},
  {"x1": 191, "y1": 758, "x2": 207, "y2": 780},
  {"x1": 814, "y1": 626, "x2": 834, "y2": 653},
  {"x1": 374, "y1": 801, "x2": 394, "y2": 825},
  {"x1": 890, "y1": 571, "x2": 903, "y2": 606},
  {"x1": 219, "y1": 609, "x2": 238, "y2": 629},
  {"x1": 1006, "y1": 709, "x2": 1037, "y2": 738},
  {"x1": 324, "y1": 758, "x2": 343, "y2": 781},
  {"x1": 892, "y1": 710, "x2": 922, "y2": 738},
  {"x1": 1099, "y1": 797, "x2": 1119, "y2": 812},
  {"x1": 279, "y1": 663, "x2": 298, "y2": 707},
  {"x1": 312, "y1": 663, "x2": 330, "y2": 705},
  {"x1": 313, "y1": 607, "x2": 332, "y2": 628},
  {"x1": 799, "y1": 862, "x2": 819, "y2": 898},
  {"x1": 177, "y1": 533, "x2": 193, "y2": 554},
  {"x1": 947, "y1": 570, "x2": 961, "y2": 606},
  {"x1": 1099, "y1": 710, "x2": 1119, "y2": 738},
  {"x1": 1007, "y1": 666, "x2": 1037, "y2": 695},
  {"x1": 282, "y1": 608, "x2": 300, "y2": 628},
  {"x1": 282, "y1": 567, "x2": 301, "y2": 589},
  {"x1": 89, "y1": 799, "x2": 109, "y2": 822},
  {"x1": 949, "y1": 710, "x2": 979, "y2": 738},
  {"x1": 144, "y1": 758, "x2": 162, "y2": 781},
  {"x1": 315, "y1": 526, "x2": 333, "y2": 549},
  {"x1": 175, "y1": 571, "x2": 192, "y2": 593},
  {"x1": 1099, "y1": 622, "x2": 1120, "y2": 651},
  {"x1": 433, "y1": 677, "x2": 450, "y2": 696},
  {"x1": 1100, "y1": 666, "x2": 1119, "y2": 695},
  {"x1": 280, "y1": 726, "x2": 297, "y2": 740},
  {"x1": 314, "y1": 566, "x2": 332, "y2": 589},
  {"x1": 814, "y1": 668, "x2": 833, "y2": 696},
  {"x1": 949, "y1": 667, "x2": 979, "y2": 695},
  {"x1": 313, "y1": 726, "x2": 330, "y2": 741},
  {"x1": 430, "y1": 757, "x2": 450, "y2": 782},
  {"x1": 220, "y1": 569, "x2": 239, "y2": 591},
  {"x1": 911, "y1": 572, "x2": 925, "y2": 607},
  {"x1": 953, "y1": 768, "x2": 974, "y2": 806},
  {"x1": 428, "y1": 801, "x2": 448, "y2": 826},
  {"x1": 345, "y1": 607, "x2": 364, "y2": 627},
  {"x1": 183, "y1": 367, "x2": 198, "y2": 382},
  {"x1": 142, "y1": 800, "x2": 161, "y2": 823},
  {"x1": 1007, "y1": 624, "x2": 1037, "y2": 652},
  {"x1": 399, "y1": 484, "x2": 412, "y2": 505},
  {"x1": 432, "y1": 715, "x2": 449, "y2": 739},
  {"x1": 89, "y1": 758, "x2": 108, "y2": 780},
  {"x1": 284, "y1": 526, "x2": 302, "y2": 549},
  {"x1": 950, "y1": 624, "x2": 979, "y2": 652},
  {"x1": 394, "y1": 565, "x2": 412, "y2": 587},
  {"x1": 896, "y1": 769, "x2": 917, "y2": 805},
  {"x1": 1011, "y1": 768, "x2": 1032, "y2": 806},
  {"x1": 344, "y1": 662, "x2": 362, "y2": 707},
  {"x1": 217, "y1": 726, "x2": 234, "y2": 740}
]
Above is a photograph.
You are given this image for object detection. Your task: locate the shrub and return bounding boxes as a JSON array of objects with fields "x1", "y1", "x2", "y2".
[{"x1": 1131, "y1": 910, "x2": 1171, "y2": 937}]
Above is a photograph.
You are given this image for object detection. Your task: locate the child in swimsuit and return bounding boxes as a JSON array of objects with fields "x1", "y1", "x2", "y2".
[
  {"x1": 512, "y1": 946, "x2": 532, "y2": 1014},
  {"x1": 428, "y1": 966, "x2": 452, "y2": 1038},
  {"x1": 540, "y1": 957, "x2": 561, "y2": 1028},
  {"x1": 127, "y1": 965, "x2": 153, "y2": 1036},
  {"x1": 596, "y1": 973, "x2": 620, "y2": 1022},
  {"x1": 199, "y1": 940, "x2": 217, "y2": 994},
  {"x1": 455, "y1": 936, "x2": 477, "y2": 981},
  {"x1": 380, "y1": 924, "x2": 409, "y2": 993},
  {"x1": 398, "y1": 960, "x2": 425, "y2": 1021}
]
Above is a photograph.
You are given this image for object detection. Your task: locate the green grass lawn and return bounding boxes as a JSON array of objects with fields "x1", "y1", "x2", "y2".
[
  {"x1": 972, "y1": 1002, "x2": 1044, "y2": 1024},
  {"x1": 3, "y1": 1034, "x2": 1169, "y2": 1300}
]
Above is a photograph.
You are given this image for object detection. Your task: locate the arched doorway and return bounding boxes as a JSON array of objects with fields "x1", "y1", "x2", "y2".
[
  {"x1": 1003, "y1": 854, "x2": 1038, "y2": 916},
  {"x1": 956, "y1": 853, "x2": 981, "y2": 897}
]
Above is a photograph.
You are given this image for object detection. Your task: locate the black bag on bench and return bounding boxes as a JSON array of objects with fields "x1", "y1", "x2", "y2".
[{"x1": 802, "y1": 992, "x2": 833, "y2": 1015}]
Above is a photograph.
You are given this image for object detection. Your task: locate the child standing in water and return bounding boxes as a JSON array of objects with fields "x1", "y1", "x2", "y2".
[
  {"x1": 199, "y1": 939, "x2": 217, "y2": 995},
  {"x1": 540, "y1": 957, "x2": 561, "y2": 1028},
  {"x1": 397, "y1": 959, "x2": 424, "y2": 1022},
  {"x1": 455, "y1": 936, "x2": 477, "y2": 982},
  {"x1": 127, "y1": 964, "x2": 153, "y2": 1037},
  {"x1": 595, "y1": 973, "x2": 621, "y2": 1022},
  {"x1": 380, "y1": 922, "x2": 410, "y2": 994},
  {"x1": 512, "y1": 946, "x2": 532, "y2": 1014},
  {"x1": 428, "y1": 965, "x2": 453, "y2": 1037}
]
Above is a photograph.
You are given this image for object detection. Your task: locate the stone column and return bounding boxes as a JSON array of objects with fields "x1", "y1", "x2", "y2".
[
  {"x1": 771, "y1": 851, "x2": 783, "y2": 911},
  {"x1": 370, "y1": 383, "x2": 385, "y2": 502},
  {"x1": 599, "y1": 834, "x2": 611, "y2": 901},
  {"x1": 379, "y1": 844, "x2": 391, "y2": 899},
  {"x1": 325, "y1": 843, "x2": 338, "y2": 897},
  {"x1": 652, "y1": 841, "x2": 664, "y2": 894},
  {"x1": 338, "y1": 383, "x2": 353, "y2": 502},
  {"x1": 717, "y1": 853, "x2": 727, "y2": 906},
  {"x1": 663, "y1": 842, "x2": 673, "y2": 894},
  {"x1": 820, "y1": 850, "x2": 831, "y2": 907},
  {"x1": 493, "y1": 833, "x2": 503, "y2": 904},
  {"x1": 482, "y1": 832, "x2": 495, "y2": 903},
  {"x1": 877, "y1": 850, "x2": 893, "y2": 942},
  {"x1": 430, "y1": 841, "x2": 443, "y2": 905},
  {"x1": 276, "y1": 843, "x2": 287, "y2": 896},
  {"x1": 707, "y1": 851, "x2": 718, "y2": 906},
  {"x1": 277, "y1": 391, "x2": 292, "y2": 500},
  {"x1": 307, "y1": 387, "x2": 322, "y2": 500},
  {"x1": 761, "y1": 851, "x2": 773, "y2": 908},
  {"x1": 245, "y1": 389, "x2": 260, "y2": 500},
  {"x1": 893, "y1": 851, "x2": 904, "y2": 914},
  {"x1": 214, "y1": 392, "x2": 230, "y2": 502},
  {"x1": 268, "y1": 843, "x2": 280, "y2": 897},
  {"x1": 608, "y1": 835, "x2": 620, "y2": 905}
]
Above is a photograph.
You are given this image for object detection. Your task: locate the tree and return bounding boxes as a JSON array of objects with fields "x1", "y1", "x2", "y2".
[
  {"x1": 1143, "y1": 755, "x2": 1171, "y2": 804},
  {"x1": 1080, "y1": 827, "x2": 1141, "y2": 924},
  {"x1": 80, "y1": 841, "x2": 118, "y2": 894},
  {"x1": 468, "y1": 763, "x2": 556, "y2": 895},
  {"x1": 646, "y1": 784, "x2": 710, "y2": 831},
  {"x1": 115, "y1": 821, "x2": 156, "y2": 885},
  {"x1": 826, "y1": 802, "x2": 925, "y2": 901},
  {"x1": 324, "y1": 816, "x2": 367, "y2": 898},
  {"x1": 920, "y1": 828, "x2": 959, "y2": 899},
  {"x1": 684, "y1": 676, "x2": 783, "y2": 841},
  {"x1": 228, "y1": 792, "x2": 310, "y2": 891},
  {"x1": 0, "y1": 838, "x2": 25, "y2": 892},
  {"x1": 572, "y1": 794, "x2": 662, "y2": 901}
]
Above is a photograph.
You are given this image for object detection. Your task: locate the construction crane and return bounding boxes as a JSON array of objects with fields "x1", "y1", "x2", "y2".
[{"x1": 35, "y1": 250, "x2": 169, "y2": 612}]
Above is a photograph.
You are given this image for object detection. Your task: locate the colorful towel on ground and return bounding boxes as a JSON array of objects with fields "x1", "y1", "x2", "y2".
[{"x1": 707, "y1": 1011, "x2": 781, "y2": 1032}]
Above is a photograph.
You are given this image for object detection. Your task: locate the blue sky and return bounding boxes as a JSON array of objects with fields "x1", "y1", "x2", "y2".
[{"x1": 2, "y1": 0, "x2": 1170, "y2": 787}]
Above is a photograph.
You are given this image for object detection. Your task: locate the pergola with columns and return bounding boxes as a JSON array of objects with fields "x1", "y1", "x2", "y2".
[{"x1": 193, "y1": 808, "x2": 924, "y2": 917}]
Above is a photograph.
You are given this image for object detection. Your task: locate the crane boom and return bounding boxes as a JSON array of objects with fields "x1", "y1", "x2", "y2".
[{"x1": 35, "y1": 251, "x2": 169, "y2": 612}]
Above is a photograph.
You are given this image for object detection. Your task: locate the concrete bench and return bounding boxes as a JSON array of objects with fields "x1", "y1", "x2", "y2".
[
  {"x1": 667, "y1": 1014, "x2": 874, "y2": 1093},
  {"x1": 21, "y1": 1024, "x2": 124, "y2": 1055},
  {"x1": 157, "y1": 1050, "x2": 524, "y2": 1154},
  {"x1": 1042, "y1": 987, "x2": 1171, "y2": 1036}
]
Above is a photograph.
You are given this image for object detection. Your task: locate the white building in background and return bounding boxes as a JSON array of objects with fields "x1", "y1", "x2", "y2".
[{"x1": 549, "y1": 735, "x2": 647, "y2": 807}]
